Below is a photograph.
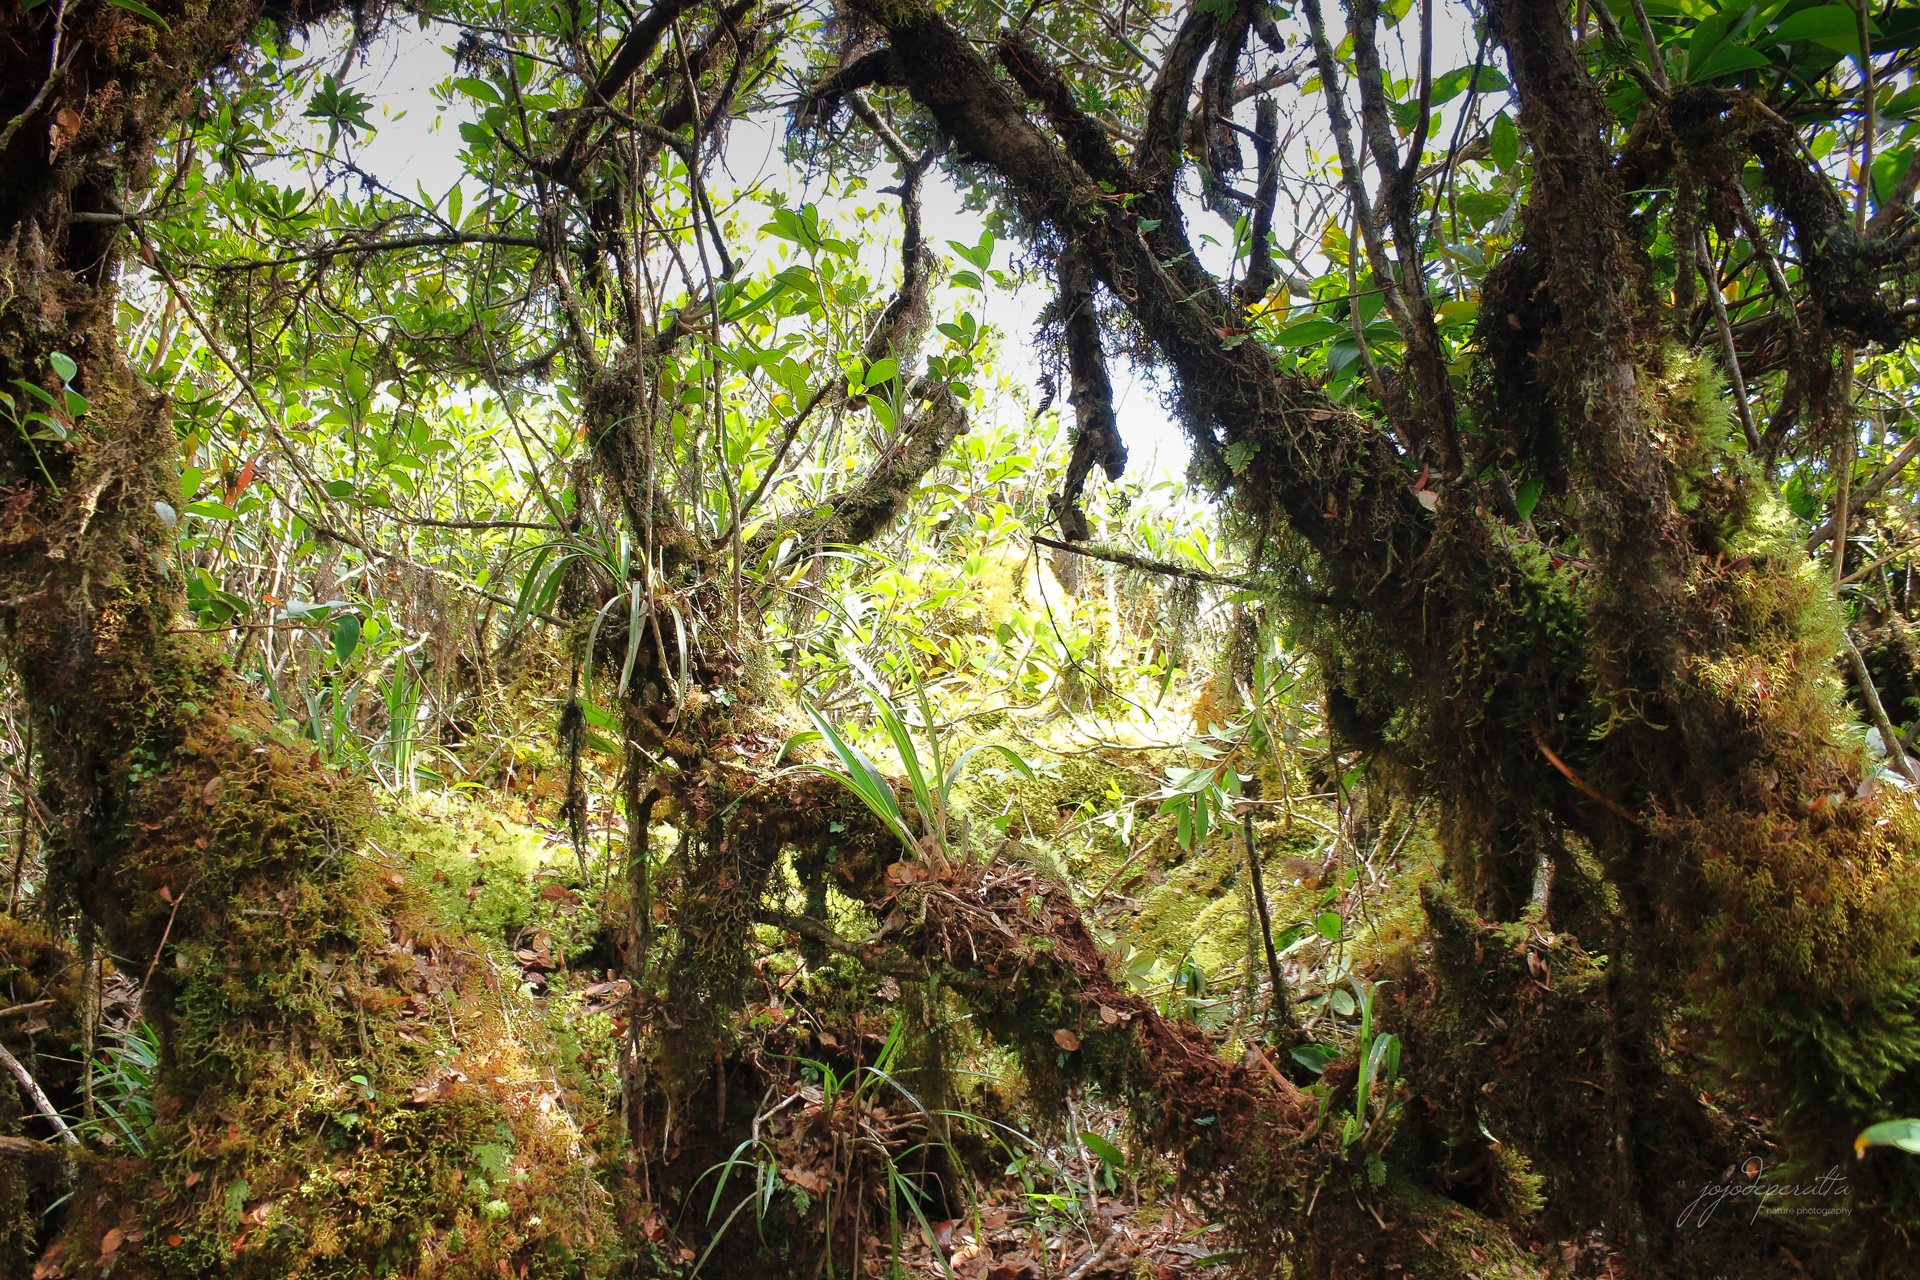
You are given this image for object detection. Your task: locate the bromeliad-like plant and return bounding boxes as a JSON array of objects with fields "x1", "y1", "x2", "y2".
[
  {"x1": 794, "y1": 680, "x2": 1030, "y2": 863},
  {"x1": 693, "y1": 1016, "x2": 972, "y2": 1280},
  {"x1": 1289, "y1": 978, "x2": 1402, "y2": 1155},
  {"x1": 74, "y1": 1022, "x2": 160, "y2": 1157}
]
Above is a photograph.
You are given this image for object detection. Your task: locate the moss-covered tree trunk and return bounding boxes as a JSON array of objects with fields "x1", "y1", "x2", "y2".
[
  {"x1": 0, "y1": 7, "x2": 622, "y2": 1275},
  {"x1": 816, "y1": 0, "x2": 1920, "y2": 1275}
]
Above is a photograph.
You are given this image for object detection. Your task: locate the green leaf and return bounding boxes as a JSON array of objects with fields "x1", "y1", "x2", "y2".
[
  {"x1": 1681, "y1": 1, "x2": 1759, "y2": 76},
  {"x1": 1314, "y1": 910, "x2": 1343, "y2": 941},
  {"x1": 946, "y1": 232, "x2": 994, "y2": 271},
  {"x1": 183, "y1": 500, "x2": 237, "y2": 520},
  {"x1": 1082, "y1": 1132, "x2": 1126, "y2": 1168},
  {"x1": 333, "y1": 613, "x2": 362, "y2": 664},
  {"x1": 865, "y1": 686, "x2": 936, "y2": 836},
  {"x1": 1329, "y1": 986, "x2": 1357, "y2": 1016},
  {"x1": 1515, "y1": 477, "x2": 1545, "y2": 521},
  {"x1": 1782, "y1": 469, "x2": 1820, "y2": 521},
  {"x1": 1490, "y1": 111, "x2": 1520, "y2": 171},
  {"x1": 1689, "y1": 43, "x2": 1774, "y2": 81},
  {"x1": 1430, "y1": 64, "x2": 1511, "y2": 105},
  {"x1": 48, "y1": 352, "x2": 77, "y2": 383},
  {"x1": 103, "y1": 0, "x2": 170, "y2": 28},
  {"x1": 1275, "y1": 318, "x2": 1346, "y2": 347},
  {"x1": 1291, "y1": 1043, "x2": 1338, "y2": 1074},
  {"x1": 1766, "y1": 5, "x2": 1863, "y2": 55},
  {"x1": 1874, "y1": 145, "x2": 1916, "y2": 207},
  {"x1": 801, "y1": 704, "x2": 918, "y2": 852},
  {"x1": 223, "y1": 1179, "x2": 252, "y2": 1229},
  {"x1": 941, "y1": 742, "x2": 1033, "y2": 807},
  {"x1": 1365, "y1": 1032, "x2": 1401, "y2": 1088},
  {"x1": 305, "y1": 76, "x2": 375, "y2": 141},
  {"x1": 453, "y1": 77, "x2": 503, "y2": 106},
  {"x1": 1857, "y1": 1118, "x2": 1920, "y2": 1156}
]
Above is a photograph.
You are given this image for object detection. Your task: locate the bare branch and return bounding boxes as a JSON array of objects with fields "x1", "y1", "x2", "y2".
[
  {"x1": 1803, "y1": 432, "x2": 1920, "y2": 552},
  {"x1": 1032, "y1": 535, "x2": 1255, "y2": 589},
  {"x1": 0, "y1": 1041, "x2": 77, "y2": 1146},
  {"x1": 202, "y1": 233, "x2": 545, "y2": 272},
  {"x1": 1698, "y1": 230, "x2": 1762, "y2": 456},
  {"x1": 748, "y1": 379, "x2": 968, "y2": 561}
]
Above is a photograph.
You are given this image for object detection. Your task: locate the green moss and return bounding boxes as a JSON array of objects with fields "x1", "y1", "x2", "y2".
[{"x1": 49, "y1": 694, "x2": 623, "y2": 1279}]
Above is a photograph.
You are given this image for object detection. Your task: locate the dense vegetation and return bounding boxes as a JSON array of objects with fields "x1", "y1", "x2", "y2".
[{"x1": 5, "y1": 0, "x2": 1920, "y2": 1276}]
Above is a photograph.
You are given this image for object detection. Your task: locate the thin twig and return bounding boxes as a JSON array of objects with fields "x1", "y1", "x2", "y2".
[
  {"x1": 1241, "y1": 804, "x2": 1293, "y2": 1029},
  {"x1": 1841, "y1": 539, "x2": 1920, "y2": 585},
  {"x1": 303, "y1": 520, "x2": 563, "y2": 625},
  {"x1": 0, "y1": 0, "x2": 71, "y2": 156},
  {"x1": 714, "y1": 382, "x2": 832, "y2": 548},
  {"x1": 1833, "y1": 397, "x2": 1855, "y2": 590},
  {"x1": 1626, "y1": 0, "x2": 1672, "y2": 91},
  {"x1": 139, "y1": 886, "x2": 189, "y2": 997},
  {"x1": 1063, "y1": 1225, "x2": 1125, "y2": 1280},
  {"x1": 1698, "y1": 231, "x2": 1762, "y2": 456},
  {"x1": 1855, "y1": 0, "x2": 1876, "y2": 235},
  {"x1": 1805, "y1": 432, "x2": 1920, "y2": 551},
  {"x1": 1531, "y1": 727, "x2": 1645, "y2": 828},
  {"x1": 200, "y1": 233, "x2": 546, "y2": 272}
]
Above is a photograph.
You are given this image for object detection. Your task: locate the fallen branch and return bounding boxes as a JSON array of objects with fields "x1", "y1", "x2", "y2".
[
  {"x1": 0, "y1": 1134, "x2": 56, "y2": 1158},
  {"x1": 0, "y1": 1042, "x2": 78, "y2": 1146},
  {"x1": 0, "y1": 999, "x2": 55, "y2": 1021},
  {"x1": 1064, "y1": 1225, "x2": 1126, "y2": 1280}
]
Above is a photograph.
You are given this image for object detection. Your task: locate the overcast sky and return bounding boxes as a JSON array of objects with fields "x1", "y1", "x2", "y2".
[{"x1": 283, "y1": 8, "x2": 1492, "y2": 489}]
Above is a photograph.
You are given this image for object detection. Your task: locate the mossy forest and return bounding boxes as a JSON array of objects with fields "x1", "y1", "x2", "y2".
[{"x1": 11, "y1": 0, "x2": 1920, "y2": 1276}]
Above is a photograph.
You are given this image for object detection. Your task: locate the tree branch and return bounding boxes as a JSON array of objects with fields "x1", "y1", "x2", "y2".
[
  {"x1": 1049, "y1": 250, "x2": 1125, "y2": 541},
  {"x1": 1698, "y1": 230, "x2": 1762, "y2": 456},
  {"x1": 1134, "y1": 6, "x2": 1220, "y2": 192},
  {"x1": 755, "y1": 910, "x2": 877, "y2": 968},
  {"x1": 1032, "y1": 535, "x2": 1254, "y2": 589},
  {"x1": 997, "y1": 33, "x2": 1131, "y2": 191},
  {"x1": 1233, "y1": 97, "x2": 1281, "y2": 309},
  {"x1": 747, "y1": 379, "x2": 968, "y2": 562},
  {"x1": 0, "y1": 1041, "x2": 77, "y2": 1146},
  {"x1": 202, "y1": 233, "x2": 546, "y2": 272},
  {"x1": 1803, "y1": 431, "x2": 1920, "y2": 552},
  {"x1": 795, "y1": 47, "x2": 900, "y2": 130}
]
